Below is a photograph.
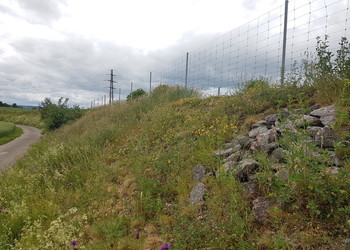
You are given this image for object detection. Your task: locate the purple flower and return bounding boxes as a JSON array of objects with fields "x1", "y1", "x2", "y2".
[
  {"x1": 71, "y1": 240, "x2": 78, "y2": 246},
  {"x1": 0, "y1": 206, "x2": 3, "y2": 212},
  {"x1": 160, "y1": 242, "x2": 171, "y2": 250},
  {"x1": 135, "y1": 232, "x2": 140, "y2": 239}
]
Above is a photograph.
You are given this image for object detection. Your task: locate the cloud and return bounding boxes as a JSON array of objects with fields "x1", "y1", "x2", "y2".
[{"x1": 17, "y1": 0, "x2": 66, "y2": 24}]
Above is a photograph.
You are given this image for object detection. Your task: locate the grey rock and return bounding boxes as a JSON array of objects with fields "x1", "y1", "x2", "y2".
[
  {"x1": 250, "y1": 129, "x2": 280, "y2": 152},
  {"x1": 274, "y1": 168, "x2": 289, "y2": 182},
  {"x1": 306, "y1": 126, "x2": 323, "y2": 138},
  {"x1": 310, "y1": 104, "x2": 336, "y2": 126},
  {"x1": 265, "y1": 114, "x2": 278, "y2": 125},
  {"x1": 233, "y1": 135, "x2": 252, "y2": 149},
  {"x1": 281, "y1": 108, "x2": 292, "y2": 118},
  {"x1": 223, "y1": 142, "x2": 235, "y2": 148},
  {"x1": 235, "y1": 159, "x2": 259, "y2": 182},
  {"x1": 248, "y1": 126, "x2": 269, "y2": 138},
  {"x1": 294, "y1": 115, "x2": 323, "y2": 128},
  {"x1": 310, "y1": 104, "x2": 321, "y2": 111},
  {"x1": 276, "y1": 119, "x2": 298, "y2": 134},
  {"x1": 324, "y1": 167, "x2": 340, "y2": 175},
  {"x1": 214, "y1": 147, "x2": 235, "y2": 157},
  {"x1": 223, "y1": 151, "x2": 241, "y2": 163},
  {"x1": 252, "y1": 197, "x2": 282, "y2": 223},
  {"x1": 252, "y1": 120, "x2": 268, "y2": 129},
  {"x1": 270, "y1": 148, "x2": 287, "y2": 163},
  {"x1": 243, "y1": 181, "x2": 259, "y2": 199},
  {"x1": 221, "y1": 161, "x2": 237, "y2": 173},
  {"x1": 342, "y1": 238, "x2": 350, "y2": 244},
  {"x1": 190, "y1": 183, "x2": 206, "y2": 205},
  {"x1": 315, "y1": 126, "x2": 336, "y2": 148},
  {"x1": 193, "y1": 165, "x2": 207, "y2": 182}
]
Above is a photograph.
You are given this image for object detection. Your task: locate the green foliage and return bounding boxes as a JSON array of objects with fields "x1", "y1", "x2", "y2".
[
  {"x1": 0, "y1": 107, "x2": 43, "y2": 128},
  {"x1": 0, "y1": 121, "x2": 15, "y2": 137},
  {"x1": 0, "y1": 126, "x2": 23, "y2": 145},
  {"x1": 0, "y1": 38, "x2": 350, "y2": 249},
  {"x1": 39, "y1": 97, "x2": 83, "y2": 130},
  {"x1": 127, "y1": 88, "x2": 147, "y2": 101}
]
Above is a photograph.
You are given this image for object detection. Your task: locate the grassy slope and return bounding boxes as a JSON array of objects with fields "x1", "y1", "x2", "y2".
[
  {"x1": 0, "y1": 107, "x2": 43, "y2": 128},
  {"x1": 0, "y1": 84, "x2": 349, "y2": 249},
  {"x1": 0, "y1": 121, "x2": 15, "y2": 137}
]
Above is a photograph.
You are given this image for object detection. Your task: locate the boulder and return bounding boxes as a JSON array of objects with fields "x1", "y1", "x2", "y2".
[
  {"x1": 190, "y1": 183, "x2": 206, "y2": 205},
  {"x1": 233, "y1": 135, "x2": 252, "y2": 149},
  {"x1": 281, "y1": 108, "x2": 292, "y2": 118},
  {"x1": 223, "y1": 142, "x2": 235, "y2": 148},
  {"x1": 310, "y1": 105, "x2": 336, "y2": 126},
  {"x1": 243, "y1": 181, "x2": 259, "y2": 199},
  {"x1": 223, "y1": 151, "x2": 241, "y2": 163},
  {"x1": 252, "y1": 197, "x2": 282, "y2": 223},
  {"x1": 250, "y1": 129, "x2": 280, "y2": 152},
  {"x1": 324, "y1": 167, "x2": 340, "y2": 175},
  {"x1": 306, "y1": 126, "x2": 323, "y2": 138},
  {"x1": 252, "y1": 120, "x2": 268, "y2": 129},
  {"x1": 274, "y1": 168, "x2": 289, "y2": 182},
  {"x1": 294, "y1": 115, "x2": 323, "y2": 128},
  {"x1": 270, "y1": 148, "x2": 287, "y2": 163},
  {"x1": 265, "y1": 114, "x2": 278, "y2": 126},
  {"x1": 235, "y1": 159, "x2": 259, "y2": 182},
  {"x1": 248, "y1": 126, "x2": 269, "y2": 138},
  {"x1": 221, "y1": 161, "x2": 237, "y2": 173},
  {"x1": 193, "y1": 165, "x2": 207, "y2": 182},
  {"x1": 315, "y1": 126, "x2": 336, "y2": 148},
  {"x1": 214, "y1": 147, "x2": 235, "y2": 157}
]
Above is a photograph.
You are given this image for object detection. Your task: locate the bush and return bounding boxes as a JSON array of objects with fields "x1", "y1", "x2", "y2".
[
  {"x1": 127, "y1": 89, "x2": 147, "y2": 101},
  {"x1": 39, "y1": 98, "x2": 83, "y2": 130}
]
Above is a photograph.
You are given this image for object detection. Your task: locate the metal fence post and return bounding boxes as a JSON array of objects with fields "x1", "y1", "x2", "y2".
[
  {"x1": 149, "y1": 72, "x2": 152, "y2": 93},
  {"x1": 281, "y1": 0, "x2": 289, "y2": 85},
  {"x1": 185, "y1": 52, "x2": 189, "y2": 88}
]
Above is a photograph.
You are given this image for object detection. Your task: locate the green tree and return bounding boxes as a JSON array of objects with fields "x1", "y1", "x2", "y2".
[
  {"x1": 127, "y1": 89, "x2": 147, "y2": 101},
  {"x1": 39, "y1": 97, "x2": 83, "y2": 130}
]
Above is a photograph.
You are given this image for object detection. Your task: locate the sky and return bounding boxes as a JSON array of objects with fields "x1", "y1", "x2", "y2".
[{"x1": 0, "y1": 0, "x2": 298, "y2": 107}]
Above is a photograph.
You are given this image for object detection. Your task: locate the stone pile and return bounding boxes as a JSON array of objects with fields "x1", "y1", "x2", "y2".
[{"x1": 190, "y1": 105, "x2": 343, "y2": 223}]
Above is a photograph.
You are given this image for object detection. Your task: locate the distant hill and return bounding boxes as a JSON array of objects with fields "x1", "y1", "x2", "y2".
[{"x1": 18, "y1": 105, "x2": 38, "y2": 109}]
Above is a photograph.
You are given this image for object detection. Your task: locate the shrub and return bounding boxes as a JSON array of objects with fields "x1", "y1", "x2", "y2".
[
  {"x1": 127, "y1": 89, "x2": 147, "y2": 101},
  {"x1": 39, "y1": 97, "x2": 83, "y2": 130}
]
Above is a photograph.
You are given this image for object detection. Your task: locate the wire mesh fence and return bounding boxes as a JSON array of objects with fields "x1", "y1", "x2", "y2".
[
  {"x1": 93, "y1": 0, "x2": 350, "y2": 106},
  {"x1": 149, "y1": 0, "x2": 350, "y2": 95}
]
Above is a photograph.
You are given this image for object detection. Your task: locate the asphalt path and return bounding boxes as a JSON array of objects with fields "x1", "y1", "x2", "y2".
[{"x1": 0, "y1": 125, "x2": 41, "y2": 171}]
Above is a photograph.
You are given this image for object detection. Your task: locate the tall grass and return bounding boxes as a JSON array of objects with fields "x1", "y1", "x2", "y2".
[
  {"x1": 0, "y1": 107, "x2": 43, "y2": 128},
  {"x1": 0, "y1": 38, "x2": 349, "y2": 249}
]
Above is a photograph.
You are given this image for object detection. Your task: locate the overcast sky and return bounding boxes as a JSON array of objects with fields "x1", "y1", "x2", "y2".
[{"x1": 1, "y1": 0, "x2": 289, "y2": 107}]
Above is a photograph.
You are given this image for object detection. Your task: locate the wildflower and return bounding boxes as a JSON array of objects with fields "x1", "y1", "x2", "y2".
[
  {"x1": 0, "y1": 206, "x2": 3, "y2": 212},
  {"x1": 160, "y1": 243, "x2": 171, "y2": 250},
  {"x1": 135, "y1": 232, "x2": 140, "y2": 239},
  {"x1": 71, "y1": 240, "x2": 78, "y2": 246}
]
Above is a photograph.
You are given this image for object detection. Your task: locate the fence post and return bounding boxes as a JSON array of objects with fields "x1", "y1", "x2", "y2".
[
  {"x1": 185, "y1": 52, "x2": 189, "y2": 88},
  {"x1": 281, "y1": 0, "x2": 289, "y2": 85},
  {"x1": 149, "y1": 72, "x2": 152, "y2": 93},
  {"x1": 218, "y1": 87, "x2": 221, "y2": 96}
]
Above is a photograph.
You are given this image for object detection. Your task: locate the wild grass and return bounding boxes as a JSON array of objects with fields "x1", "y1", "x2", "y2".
[
  {"x1": 0, "y1": 37, "x2": 349, "y2": 249},
  {"x1": 0, "y1": 122, "x2": 23, "y2": 145},
  {"x1": 0, "y1": 107, "x2": 43, "y2": 128}
]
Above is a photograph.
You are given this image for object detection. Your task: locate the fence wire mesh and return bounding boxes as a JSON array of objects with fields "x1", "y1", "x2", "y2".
[{"x1": 148, "y1": 0, "x2": 350, "y2": 95}]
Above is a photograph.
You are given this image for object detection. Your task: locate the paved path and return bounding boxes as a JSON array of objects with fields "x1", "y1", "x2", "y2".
[{"x1": 0, "y1": 125, "x2": 41, "y2": 171}]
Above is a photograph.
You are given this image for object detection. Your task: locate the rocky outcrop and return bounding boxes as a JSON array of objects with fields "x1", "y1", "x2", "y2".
[
  {"x1": 213, "y1": 104, "x2": 342, "y2": 223},
  {"x1": 190, "y1": 183, "x2": 206, "y2": 205},
  {"x1": 190, "y1": 105, "x2": 341, "y2": 222}
]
